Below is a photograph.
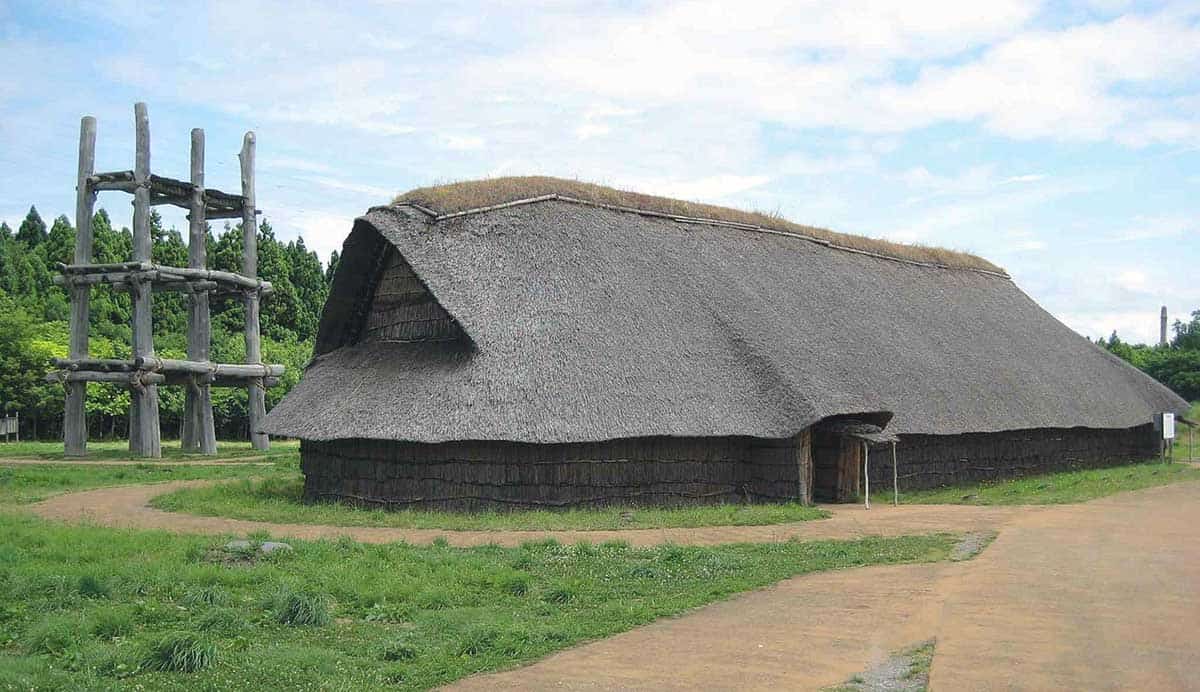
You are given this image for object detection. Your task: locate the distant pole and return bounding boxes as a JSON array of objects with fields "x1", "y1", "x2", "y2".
[
  {"x1": 1160, "y1": 306, "x2": 1168, "y2": 346},
  {"x1": 65, "y1": 116, "x2": 96, "y2": 456},
  {"x1": 129, "y1": 102, "x2": 161, "y2": 458},
  {"x1": 240, "y1": 132, "x2": 269, "y2": 450}
]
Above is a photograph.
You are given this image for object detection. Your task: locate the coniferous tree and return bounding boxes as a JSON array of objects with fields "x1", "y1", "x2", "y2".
[{"x1": 16, "y1": 206, "x2": 47, "y2": 245}]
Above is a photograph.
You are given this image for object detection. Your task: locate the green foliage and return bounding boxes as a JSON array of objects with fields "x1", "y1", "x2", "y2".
[
  {"x1": 0, "y1": 204, "x2": 336, "y2": 440},
  {"x1": 272, "y1": 587, "x2": 332, "y2": 627},
  {"x1": 140, "y1": 631, "x2": 217, "y2": 673},
  {"x1": 1097, "y1": 317, "x2": 1200, "y2": 401}
]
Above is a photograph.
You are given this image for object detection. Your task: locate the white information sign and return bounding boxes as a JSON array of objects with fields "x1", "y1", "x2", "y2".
[{"x1": 1163, "y1": 413, "x2": 1175, "y2": 440}]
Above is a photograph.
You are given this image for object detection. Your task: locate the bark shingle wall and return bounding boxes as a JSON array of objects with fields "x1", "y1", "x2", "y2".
[
  {"x1": 361, "y1": 247, "x2": 460, "y2": 343},
  {"x1": 301, "y1": 436, "x2": 805, "y2": 511},
  {"x1": 866, "y1": 424, "x2": 1159, "y2": 491}
]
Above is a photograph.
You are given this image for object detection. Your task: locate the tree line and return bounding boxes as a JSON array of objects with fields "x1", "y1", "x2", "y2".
[
  {"x1": 1095, "y1": 311, "x2": 1200, "y2": 402},
  {"x1": 0, "y1": 205, "x2": 340, "y2": 440}
]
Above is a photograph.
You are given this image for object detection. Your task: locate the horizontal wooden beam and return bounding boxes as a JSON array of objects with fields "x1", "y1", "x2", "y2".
[
  {"x1": 166, "y1": 374, "x2": 281, "y2": 388},
  {"x1": 46, "y1": 369, "x2": 281, "y2": 389},
  {"x1": 88, "y1": 170, "x2": 136, "y2": 192},
  {"x1": 58, "y1": 261, "x2": 150, "y2": 274},
  {"x1": 134, "y1": 356, "x2": 284, "y2": 378},
  {"x1": 55, "y1": 263, "x2": 272, "y2": 294},
  {"x1": 45, "y1": 370, "x2": 165, "y2": 385},
  {"x1": 52, "y1": 357, "x2": 133, "y2": 372}
]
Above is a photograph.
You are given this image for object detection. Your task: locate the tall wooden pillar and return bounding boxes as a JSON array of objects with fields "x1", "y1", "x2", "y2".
[
  {"x1": 65, "y1": 117, "x2": 97, "y2": 456},
  {"x1": 129, "y1": 102, "x2": 161, "y2": 458},
  {"x1": 795, "y1": 429, "x2": 813, "y2": 505},
  {"x1": 240, "y1": 132, "x2": 268, "y2": 450},
  {"x1": 183, "y1": 128, "x2": 217, "y2": 454}
]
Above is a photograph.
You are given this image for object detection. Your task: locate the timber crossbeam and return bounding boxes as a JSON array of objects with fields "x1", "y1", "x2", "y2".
[
  {"x1": 86, "y1": 170, "x2": 255, "y2": 218},
  {"x1": 54, "y1": 262, "x2": 273, "y2": 294},
  {"x1": 48, "y1": 357, "x2": 283, "y2": 390}
]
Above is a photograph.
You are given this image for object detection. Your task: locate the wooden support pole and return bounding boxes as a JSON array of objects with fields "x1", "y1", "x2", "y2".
[
  {"x1": 183, "y1": 127, "x2": 217, "y2": 454},
  {"x1": 129, "y1": 102, "x2": 161, "y2": 458},
  {"x1": 241, "y1": 132, "x2": 268, "y2": 450},
  {"x1": 863, "y1": 441, "x2": 870, "y2": 509},
  {"x1": 65, "y1": 116, "x2": 96, "y2": 456},
  {"x1": 892, "y1": 441, "x2": 899, "y2": 506}
]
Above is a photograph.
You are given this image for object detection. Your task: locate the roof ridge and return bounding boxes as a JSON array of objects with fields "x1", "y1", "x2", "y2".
[{"x1": 391, "y1": 194, "x2": 1012, "y2": 279}]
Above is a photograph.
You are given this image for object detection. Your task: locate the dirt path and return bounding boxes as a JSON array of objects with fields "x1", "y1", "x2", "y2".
[
  {"x1": 929, "y1": 480, "x2": 1200, "y2": 691},
  {"x1": 0, "y1": 456, "x2": 275, "y2": 466},
  {"x1": 448, "y1": 480, "x2": 1200, "y2": 690},
  {"x1": 27, "y1": 479, "x2": 1026, "y2": 547}
]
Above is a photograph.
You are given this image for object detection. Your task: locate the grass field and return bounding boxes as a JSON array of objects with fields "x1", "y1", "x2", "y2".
[
  {"x1": 0, "y1": 439, "x2": 299, "y2": 462},
  {"x1": 896, "y1": 458, "x2": 1200, "y2": 505},
  {"x1": 0, "y1": 459, "x2": 298, "y2": 505},
  {"x1": 152, "y1": 476, "x2": 829, "y2": 530},
  {"x1": 0, "y1": 473, "x2": 957, "y2": 690}
]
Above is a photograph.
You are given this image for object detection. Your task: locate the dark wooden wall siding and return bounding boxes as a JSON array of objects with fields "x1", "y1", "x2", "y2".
[
  {"x1": 299, "y1": 425, "x2": 1159, "y2": 511},
  {"x1": 361, "y1": 247, "x2": 461, "y2": 343},
  {"x1": 301, "y1": 435, "x2": 806, "y2": 511},
  {"x1": 866, "y1": 424, "x2": 1159, "y2": 492}
]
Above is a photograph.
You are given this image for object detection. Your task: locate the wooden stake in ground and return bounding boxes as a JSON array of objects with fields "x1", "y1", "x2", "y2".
[
  {"x1": 129, "y1": 103, "x2": 161, "y2": 458},
  {"x1": 240, "y1": 132, "x2": 269, "y2": 451},
  {"x1": 183, "y1": 128, "x2": 218, "y2": 454},
  {"x1": 65, "y1": 116, "x2": 96, "y2": 457}
]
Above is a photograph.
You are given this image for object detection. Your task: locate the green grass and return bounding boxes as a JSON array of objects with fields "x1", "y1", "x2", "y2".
[
  {"x1": 0, "y1": 511, "x2": 959, "y2": 690},
  {"x1": 0, "y1": 457, "x2": 296, "y2": 504},
  {"x1": 0, "y1": 438, "x2": 299, "y2": 462},
  {"x1": 897, "y1": 458, "x2": 1200, "y2": 506},
  {"x1": 151, "y1": 476, "x2": 829, "y2": 531}
]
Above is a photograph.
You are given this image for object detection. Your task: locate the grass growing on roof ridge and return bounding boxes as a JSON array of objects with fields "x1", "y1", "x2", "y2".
[
  {"x1": 151, "y1": 476, "x2": 829, "y2": 530},
  {"x1": 0, "y1": 510, "x2": 958, "y2": 690},
  {"x1": 394, "y1": 176, "x2": 1004, "y2": 274},
  {"x1": 895, "y1": 458, "x2": 1200, "y2": 506}
]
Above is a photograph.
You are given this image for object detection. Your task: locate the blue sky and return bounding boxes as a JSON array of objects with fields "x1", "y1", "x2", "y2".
[{"x1": 1, "y1": 0, "x2": 1197, "y2": 344}]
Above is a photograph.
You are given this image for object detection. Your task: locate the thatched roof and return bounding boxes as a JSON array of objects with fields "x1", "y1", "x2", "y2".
[
  {"x1": 263, "y1": 190, "x2": 1187, "y2": 444},
  {"x1": 395, "y1": 177, "x2": 1004, "y2": 273}
]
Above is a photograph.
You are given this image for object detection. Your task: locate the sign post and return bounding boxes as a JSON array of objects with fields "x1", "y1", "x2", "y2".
[{"x1": 1162, "y1": 413, "x2": 1175, "y2": 463}]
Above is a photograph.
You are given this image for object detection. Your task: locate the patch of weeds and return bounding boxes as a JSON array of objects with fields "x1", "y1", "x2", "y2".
[
  {"x1": 414, "y1": 587, "x2": 454, "y2": 610},
  {"x1": 21, "y1": 613, "x2": 83, "y2": 655},
  {"x1": 77, "y1": 574, "x2": 109, "y2": 599},
  {"x1": 89, "y1": 607, "x2": 134, "y2": 640},
  {"x1": 181, "y1": 585, "x2": 231, "y2": 608},
  {"x1": 542, "y1": 581, "x2": 577, "y2": 605},
  {"x1": 140, "y1": 631, "x2": 217, "y2": 673},
  {"x1": 494, "y1": 571, "x2": 531, "y2": 597},
  {"x1": 379, "y1": 637, "x2": 420, "y2": 662},
  {"x1": 272, "y1": 587, "x2": 331, "y2": 627},
  {"x1": 364, "y1": 601, "x2": 414, "y2": 624},
  {"x1": 454, "y1": 624, "x2": 501, "y2": 656},
  {"x1": 195, "y1": 607, "x2": 245, "y2": 635}
]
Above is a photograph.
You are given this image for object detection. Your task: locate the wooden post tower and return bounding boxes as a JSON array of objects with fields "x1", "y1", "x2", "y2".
[{"x1": 48, "y1": 103, "x2": 284, "y2": 458}]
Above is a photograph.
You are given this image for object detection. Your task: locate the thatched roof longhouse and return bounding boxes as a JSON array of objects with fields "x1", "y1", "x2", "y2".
[{"x1": 262, "y1": 178, "x2": 1187, "y2": 444}]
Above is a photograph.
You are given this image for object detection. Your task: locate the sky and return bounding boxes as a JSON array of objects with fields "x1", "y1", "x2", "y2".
[{"x1": 0, "y1": 0, "x2": 1197, "y2": 345}]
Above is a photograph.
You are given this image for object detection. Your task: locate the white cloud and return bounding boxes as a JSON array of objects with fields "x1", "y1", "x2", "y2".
[
  {"x1": 614, "y1": 174, "x2": 770, "y2": 202},
  {"x1": 436, "y1": 134, "x2": 485, "y2": 151}
]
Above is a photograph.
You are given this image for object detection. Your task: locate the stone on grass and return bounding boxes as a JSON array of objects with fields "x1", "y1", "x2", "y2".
[{"x1": 224, "y1": 540, "x2": 293, "y2": 554}]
